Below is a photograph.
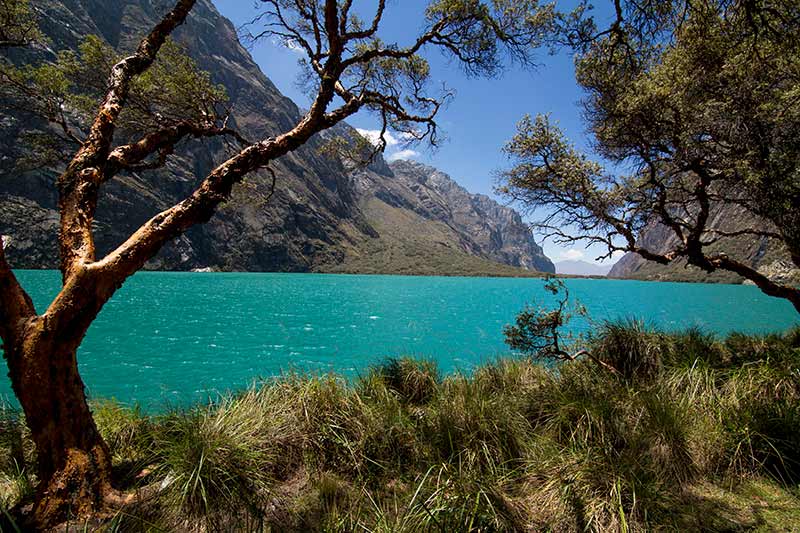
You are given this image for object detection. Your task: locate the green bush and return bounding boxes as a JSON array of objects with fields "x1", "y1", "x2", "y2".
[
  {"x1": 591, "y1": 319, "x2": 666, "y2": 380},
  {"x1": 148, "y1": 387, "x2": 295, "y2": 527},
  {"x1": 361, "y1": 356, "x2": 440, "y2": 405},
  {"x1": 91, "y1": 399, "x2": 149, "y2": 477},
  {"x1": 0, "y1": 405, "x2": 34, "y2": 512},
  {"x1": 426, "y1": 374, "x2": 533, "y2": 473},
  {"x1": 666, "y1": 326, "x2": 725, "y2": 367}
]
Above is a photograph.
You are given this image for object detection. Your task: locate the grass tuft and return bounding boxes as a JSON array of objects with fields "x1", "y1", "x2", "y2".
[
  {"x1": 591, "y1": 318, "x2": 665, "y2": 380},
  {"x1": 361, "y1": 357, "x2": 440, "y2": 405},
  {"x1": 3, "y1": 324, "x2": 800, "y2": 531}
]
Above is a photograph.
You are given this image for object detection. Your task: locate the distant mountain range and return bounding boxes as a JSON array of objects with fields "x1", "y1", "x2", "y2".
[
  {"x1": 0, "y1": 0, "x2": 554, "y2": 277},
  {"x1": 555, "y1": 260, "x2": 612, "y2": 277}
]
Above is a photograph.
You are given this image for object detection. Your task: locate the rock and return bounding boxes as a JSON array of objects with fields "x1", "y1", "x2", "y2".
[
  {"x1": 383, "y1": 160, "x2": 553, "y2": 273},
  {"x1": 0, "y1": 0, "x2": 554, "y2": 276}
]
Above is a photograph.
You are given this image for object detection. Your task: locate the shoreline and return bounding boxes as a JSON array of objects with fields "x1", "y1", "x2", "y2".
[{"x1": 8, "y1": 266, "x2": 760, "y2": 286}]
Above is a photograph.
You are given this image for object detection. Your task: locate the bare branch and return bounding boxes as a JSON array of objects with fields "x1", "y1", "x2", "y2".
[{"x1": 105, "y1": 119, "x2": 251, "y2": 178}]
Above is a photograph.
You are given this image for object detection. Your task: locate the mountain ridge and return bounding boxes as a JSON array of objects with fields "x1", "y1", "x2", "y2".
[
  {"x1": 555, "y1": 260, "x2": 611, "y2": 277},
  {"x1": 0, "y1": 0, "x2": 554, "y2": 276}
]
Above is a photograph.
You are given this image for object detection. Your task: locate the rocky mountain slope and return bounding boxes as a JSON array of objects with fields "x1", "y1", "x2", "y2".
[
  {"x1": 0, "y1": 0, "x2": 552, "y2": 276},
  {"x1": 608, "y1": 204, "x2": 799, "y2": 284},
  {"x1": 324, "y1": 158, "x2": 554, "y2": 275}
]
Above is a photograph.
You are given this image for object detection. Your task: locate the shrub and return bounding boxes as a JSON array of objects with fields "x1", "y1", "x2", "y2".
[
  {"x1": 518, "y1": 361, "x2": 702, "y2": 530},
  {"x1": 0, "y1": 405, "x2": 29, "y2": 478},
  {"x1": 718, "y1": 362, "x2": 800, "y2": 483},
  {"x1": 784, "y1": 326, "x2": 800, "y2": 348},
  {"x1": 723, "y1": 331, "x2": 795, "y2": 366},
  {"x1": 591, "y1": 319, "x2": 666, "y2": 381},
  {"x1": 149, "y1": 387, "x2": 294, "y2": 527},
  {"x1": 362, "y1": 357, "x2": 440, "y2": 405},
  {"x1": 91, "y1": 399, "x2": 149, "y2": 473},
  {"x1": 666, "y1": 326, "x2": 724, "y2": 367},
  {"x1": 426, "y1": 374, "x2": 533, "y2": 472},
  {"x1": 0, "y1": 405, "x2": 34, "y2": 512}
]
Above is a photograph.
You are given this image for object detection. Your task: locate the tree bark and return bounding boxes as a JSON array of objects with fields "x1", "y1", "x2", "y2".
[{"x1": 4, "y1": 316, "x2": 119, "y2": 529}]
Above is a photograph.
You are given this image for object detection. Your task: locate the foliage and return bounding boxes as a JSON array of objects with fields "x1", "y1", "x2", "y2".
[
  {"x1": 247, "y1": 0, "x2": 559, "y2": 154},
  {"x1": 1, "y1": 34, "x2": 230, "y2": 168},
  {"x1": 0, "y1": 405, "x2": 33, "y2": 512},
  {"x1": 503, "y1": 278, "x2": 588, "y2": 361},
  {"x1": 361, "y1": 357, "x2": 440, "y2": 405},
  {"x1": 590, "y1": 318, "x2": 665, "y2": 380},
  {"x1": 2, "y1": 325, "x2": 797, "y2": 530},
  {"x1": 0, "y1": 0, "x2": 42, "y2": 48},
  {"x1": 147, "y1": 387, "x2": 296, "y2": 528},
  {"x1": 498, "y1": 0, "x2": 800, "y2": 311}
]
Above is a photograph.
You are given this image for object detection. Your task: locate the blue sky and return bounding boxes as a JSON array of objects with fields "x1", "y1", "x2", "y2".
[{"x1": 211, "y1": 0, "x2": 620, "y2": 266}]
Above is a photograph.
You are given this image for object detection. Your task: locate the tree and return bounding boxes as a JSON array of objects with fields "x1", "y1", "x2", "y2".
[
  {"x1": 0, "y1": 0, "x2": 556, "y2": 526},
  {"x1": 0, "y1": 0, "x2": 41, "y2": 49},
  {"x1": 498, "y1": 0, "x2": 800, "y2": 312},
  {"x1": 503, "y1": 277, "x2": 620, "y2": 374}
]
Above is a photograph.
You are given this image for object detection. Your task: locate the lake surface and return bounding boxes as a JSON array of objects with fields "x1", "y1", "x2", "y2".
[{"x1": 2, "y1": 271, "x2": 797, "y2": 408}]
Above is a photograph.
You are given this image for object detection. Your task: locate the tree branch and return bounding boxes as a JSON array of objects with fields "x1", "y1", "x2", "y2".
[
  {"x1": 94, "y1": 90, "x2": 351, "y2": 288},
  {"x1": 708, "y1": 254, "x2": 800, "y2": 313},
  {"x1": 105, "y1": 119, "x2": 250, "y2": 178},
  {"x1": 56, "y1": 0, "x2": 197, "y2": 279},
  {"x1": 0, "y1": 237, "x2": 36, "y2": 346}
]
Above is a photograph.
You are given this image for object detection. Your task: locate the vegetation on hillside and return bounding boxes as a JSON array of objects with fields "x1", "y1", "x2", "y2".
[
  {"x1": 320, "y1": 199, "x2": 548, "y2": 278},
  {"x1": 1, "y1": 323, "x2": 798, "y2": 531}
]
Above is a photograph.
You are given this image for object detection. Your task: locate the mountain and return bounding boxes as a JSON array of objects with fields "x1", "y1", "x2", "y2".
[
  {"x1": 555, "y1": 260, "x2": 611, "y2": 277},
  {"x1": 0, "y1": 0, "x2": 553, "y2": 276},
  {"x1": 608, "y1": 204, "x2": 800, "y2": 284},
  {"x1": 323, "y1": 158, "x2": 554, "y2": 275}
]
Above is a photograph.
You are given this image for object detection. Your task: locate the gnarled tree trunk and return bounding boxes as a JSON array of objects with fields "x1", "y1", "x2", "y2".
[{"x1": 4, "y1": 315, "x2": 119, "y2": 528}]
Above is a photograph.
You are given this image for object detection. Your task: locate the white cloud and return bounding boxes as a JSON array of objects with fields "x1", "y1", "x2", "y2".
[
  {"x1": 560, "y1": 248, "x2": 584, "y2": 261},
  {"x1": 356, "y1": 129, "x2": 420, "y2": 161},
  {"x1": 386, "y1": 149, "x2": 420, "y2": 162},
  {"x1": 273, "y1": 38, "x2": 305, "y2": 54},
  {"x1": 355, "y1": 128, "x2": 415, "y2": 148}
]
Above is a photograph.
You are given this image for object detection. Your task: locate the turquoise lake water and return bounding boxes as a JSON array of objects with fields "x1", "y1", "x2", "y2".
[{"x1": 2, "y1": 271, "x2": 797, "y2": 408}]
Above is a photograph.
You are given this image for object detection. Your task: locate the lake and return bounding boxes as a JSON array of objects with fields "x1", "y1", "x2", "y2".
[{"x1": 2, "y1": 271, "x2": 797, "y2": 408}]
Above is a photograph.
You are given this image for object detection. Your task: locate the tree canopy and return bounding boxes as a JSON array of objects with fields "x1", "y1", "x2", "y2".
[
  {"x1": 0, "y1": 0, "x2": 42, "y2": 49},
  {"x1": 498, "y1": 0, "x2": 800, "y2": 312}
]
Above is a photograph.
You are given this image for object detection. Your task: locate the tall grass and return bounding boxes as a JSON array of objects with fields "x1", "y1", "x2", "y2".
[{"x1": 0, "y1": 325, "x2": 798, "y2": 531}]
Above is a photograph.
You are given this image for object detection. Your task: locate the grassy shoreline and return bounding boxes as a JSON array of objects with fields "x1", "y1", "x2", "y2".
[{"x1": 1, "y1": 324, "x2": 799, "y2": 531}]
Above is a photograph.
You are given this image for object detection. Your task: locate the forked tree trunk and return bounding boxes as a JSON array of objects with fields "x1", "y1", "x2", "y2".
[{"x1": 5, "y1": 316, "x2": 116, "y2": 528}]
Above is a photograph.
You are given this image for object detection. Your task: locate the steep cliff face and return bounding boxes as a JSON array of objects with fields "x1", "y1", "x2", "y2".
[
  {"x1": 383, "y1": 161, "x2": 553, "y2": 273},
  {"x1": 0, "y1": 0, "x2": 553, "y2": 275},
  {"x1": 312, "y1": 153, "x2": 553, "y2": 276},
  {"x1": 2, "y1": 0, "x2": 371, "y2": 272},
  {"x1": 608, "y1": 204, "x2": 800, "y2": 284}
]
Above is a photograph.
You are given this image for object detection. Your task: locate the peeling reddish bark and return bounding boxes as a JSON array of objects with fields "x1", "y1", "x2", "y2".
[
  {"x1": 0, "y1": 0, "x2": 461, "y2": 526},
  {"x1": 5, "y1": 325, "x2": 114, "y2": 527}
]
